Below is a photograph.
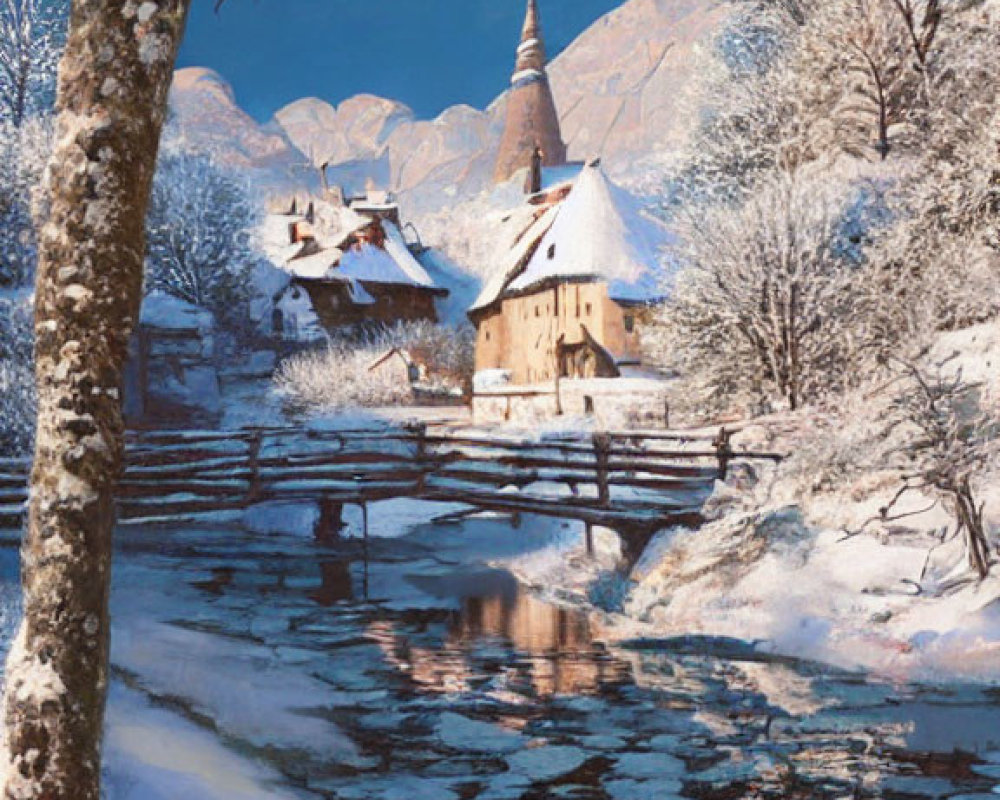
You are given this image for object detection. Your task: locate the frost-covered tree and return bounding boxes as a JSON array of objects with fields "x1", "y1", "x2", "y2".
[
  {"x1": 0, "y1": 2, "x2": 191, "y2": 798},
  {"x1": 650, "y1": 170, "x2": 875, "y2": 414},
  {"x1": 862, "y1": 5, "x2": 1000, "y2": 337},
  {"x1": 145, "y1": 142, "x2": 260, "y2": 332},
  {"x1": 0, "y1": 0, "x2": 68, "y2": 127},
  {"x1": 0, "y1": 116, "x2": 51, "y2": 287},
  {"x1": 0, "y1": 293, "x2": 34, "y2": 456}
]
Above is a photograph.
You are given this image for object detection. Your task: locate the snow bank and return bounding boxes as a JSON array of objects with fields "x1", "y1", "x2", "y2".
[{"x1": 615, "y1": 480, "x2": 1000, "y2": 682}]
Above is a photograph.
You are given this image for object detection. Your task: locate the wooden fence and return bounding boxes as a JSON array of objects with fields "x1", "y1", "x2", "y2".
[{"x1": 0, "y1": 426, "x2": 783, "y2": 539}]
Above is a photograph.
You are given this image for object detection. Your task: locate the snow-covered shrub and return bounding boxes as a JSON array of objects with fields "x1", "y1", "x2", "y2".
[
  {"x1": 274, "y1": 322, "x2": 474, "y2": 413},
  {"x1": 0, "y1": 293, "x2": 34, "y2": 456},
  {"x1": 145, "y1": 140, "x2": 261, "y2": 338}
]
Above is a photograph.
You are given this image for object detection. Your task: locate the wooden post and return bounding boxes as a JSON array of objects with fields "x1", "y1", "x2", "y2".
[
  {"x1": 713, "y1": 426, "x2": 733, "y2": 481},
  {"x1": 585, "y1": 523, "x2": 595, "y2": 558},
  {"x1": 593, "y1": 432, "x2": 611, "y2": 508},
  {"x1": 410, "y1": 422, "x2": 429, "y2": 494},
  {"x1": 314, "y1": 497, "x2": 343, "y2": 544},
  {"x1": 361, "y1": 501, "x2": 370, "y2": 601},
  {"x1": 247, "y1": 430, "x2": 263, "y2": 503}
]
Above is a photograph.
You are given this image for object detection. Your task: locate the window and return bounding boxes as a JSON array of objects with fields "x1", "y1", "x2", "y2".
[
  {"x1": 485, "y1": 329, "x2": 491, "y2": 341},
  {"x1": 585, "y1": 302, "x2": 592, "y2": 316},
  {"x1": 547, "y1": 243, "x2": 556, "y2": 260},
  {"x1": 624, "y1": 314, "x2": 635, "y2": 333},
  {"x1": 535, "y1": 305, "x2": 540, "y2": 317}
]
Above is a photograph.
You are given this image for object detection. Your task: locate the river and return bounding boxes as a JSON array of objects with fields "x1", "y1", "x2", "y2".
[{"x1": 1, "y1": 503, "x2": 999, "y2": 799}]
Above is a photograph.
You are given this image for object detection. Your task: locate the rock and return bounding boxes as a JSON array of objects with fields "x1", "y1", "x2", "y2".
[
  {"x1": 604, "y1": 778, "x2": 684, "y2": 799},
  {"x1": 581, "y1": 734, "x2": 629, "y2": 750},
  {"x1": 243, "y1": 501, "x2": 321, "y2": 537},
  {"x1": 506, "y1": 745, "x2": 588, "y2": 782},
  {"x1": 612, "y1": 751, "x2": 685, "y2": 780},
  {"x1": 435, "y1": 712, "x2": 523, "y2": 754}
]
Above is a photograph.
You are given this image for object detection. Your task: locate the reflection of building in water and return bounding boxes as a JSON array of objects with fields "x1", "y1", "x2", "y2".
[{"x1": 368, "y1": 588, "x2": 630, "y2": 698}]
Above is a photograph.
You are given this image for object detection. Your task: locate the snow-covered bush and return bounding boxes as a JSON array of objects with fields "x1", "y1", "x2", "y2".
[
  {"x1": 274, "y1": 322, "x2": 474, "y2": 413},
  {"x1": 0, "y1": 293, "x2": 34, "y2": 456},
  {"x1": 145, "y1": 140, "x2": 262, "y2": 337},
  {"x1": 884, "y1": 360, "x2": 999, "y2": 578}
]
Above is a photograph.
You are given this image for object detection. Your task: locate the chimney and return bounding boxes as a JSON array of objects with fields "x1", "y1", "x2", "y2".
[{"x1": 526, "y1": 144, "x2": 543, "y2": 195}]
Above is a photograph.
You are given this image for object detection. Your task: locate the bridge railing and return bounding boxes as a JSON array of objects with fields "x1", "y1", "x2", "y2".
[{"x1": 0, "y1": 425, "x2": 784, "y2": 529}]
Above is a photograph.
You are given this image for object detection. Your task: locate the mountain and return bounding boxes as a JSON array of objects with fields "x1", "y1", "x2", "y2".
[
  {"x1": 168, "y1": 68, "x2": 316, "y2": 193},
  {"x1": 259, "y1": 0, "x2": 732, "y2": 208}
]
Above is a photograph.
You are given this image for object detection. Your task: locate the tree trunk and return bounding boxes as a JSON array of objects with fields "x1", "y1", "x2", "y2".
[
  {"x1": 954, "y1": 481, "x2": 990, "y2": 580},
  {"x1": 1, "y1": 2, "x2": 190, "y2": 798}
]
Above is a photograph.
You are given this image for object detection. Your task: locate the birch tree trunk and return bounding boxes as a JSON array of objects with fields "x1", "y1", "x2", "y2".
[{"x1": 1, "y1": 2, "x2": 189, "y2": 797}]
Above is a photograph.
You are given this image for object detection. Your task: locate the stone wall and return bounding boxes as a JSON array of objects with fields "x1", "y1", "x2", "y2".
[{"x1": 472, "y1": 377, "x2": 669, "y2": 428}]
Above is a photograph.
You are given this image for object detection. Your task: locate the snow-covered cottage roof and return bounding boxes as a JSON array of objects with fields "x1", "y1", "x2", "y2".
[
  {"x1": 507, "y1": 162, "x2": 670, "y2": 303},
  {"x1": 469, "y1": 204, "x2": 560, "y2": 313},
  {"x1": 334, "y1": 221, "x2": 436, "y2": 288},
  {"x1": 471, "y1": 162, "x2": 669, "y2": 314},
  {"x1": 261, "y1": 202, "x2": 440, "y2": 290}
]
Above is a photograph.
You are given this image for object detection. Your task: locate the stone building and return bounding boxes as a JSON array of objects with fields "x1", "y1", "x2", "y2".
[
  {"x1": 493, "y1": 0, "x2": 568, "y2": 184},
  {"x1": 468, "y1": 160, "x2": 670, "y2": 387}
]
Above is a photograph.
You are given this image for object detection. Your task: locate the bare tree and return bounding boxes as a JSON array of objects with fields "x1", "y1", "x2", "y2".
[
  {"x1": 0, "y1": 2, "x2": 191, "y2": 798},
  {"x1": 0, "y1": 0, "x2": 68, "y2": 127},
  {"x1": 885, "y1": 360, "x2": 996, "y2": 579}
]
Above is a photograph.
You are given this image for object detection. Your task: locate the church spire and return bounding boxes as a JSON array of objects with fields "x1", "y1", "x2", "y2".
[
  {"x1": 516, "y1": 0, "x2": 546, "y2": 75},
  {"x1": 493, "y1": 0, "x2": 567, "y2": 184}
]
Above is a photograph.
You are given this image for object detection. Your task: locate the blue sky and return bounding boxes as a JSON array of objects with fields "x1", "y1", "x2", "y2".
[{"x1": 177, "y1": 0, "x2": 623, "y2": 122}]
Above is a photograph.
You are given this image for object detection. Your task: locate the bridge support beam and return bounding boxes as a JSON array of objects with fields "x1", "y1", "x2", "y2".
[{"x1": 314, "y1": 498, "x2": 344, "y2": 544}]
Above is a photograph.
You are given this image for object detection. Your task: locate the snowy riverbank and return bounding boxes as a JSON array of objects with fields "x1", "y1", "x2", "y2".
[{"x1": 500, "y1": 426, "x2": 1000, "y2": 686}]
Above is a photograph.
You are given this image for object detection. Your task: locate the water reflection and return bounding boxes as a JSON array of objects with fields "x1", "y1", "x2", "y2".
[
  {"x1": 369, "y1": 578, "x2": 630, "y2": 698},
  {"x1": 167, "y1": 528, "x2": 1000, "y2": 800}
]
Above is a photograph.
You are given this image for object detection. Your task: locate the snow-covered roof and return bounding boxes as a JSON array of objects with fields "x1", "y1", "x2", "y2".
[
  {"x1": 469, "y1": 204, "x2": 560, "y2": 313},
  {"x1": 506, "y1": 162, "x2": 671, "y2": 303},
  {"x1": 263, "y1": 205, "x2": 440, "y2": 290},
  {"x1": 336, "y1": 221, "x2": 437, "y2": 288},
  {"x1": 140, "y1": 290, "x2": 214, "y2": 332}
]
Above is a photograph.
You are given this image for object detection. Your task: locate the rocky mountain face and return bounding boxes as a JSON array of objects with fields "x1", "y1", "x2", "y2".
[
  {"x1": 169, "y1": 0, "x2": 732, "y2": 209},
  {"x1": 168, "y1": 68, "x2": 316, "y2": 193}
]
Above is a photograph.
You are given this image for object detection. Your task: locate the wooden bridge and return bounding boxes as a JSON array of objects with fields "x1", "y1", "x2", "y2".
[{"x1": 0, "y1": 424, "x2": 782, "y2": 558}]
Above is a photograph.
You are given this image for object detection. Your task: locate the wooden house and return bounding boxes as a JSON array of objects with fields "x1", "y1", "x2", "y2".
[
  {"x1": 468, "y1": 160, "x2": 670, "y2": 386},
  {"x1": 262, "y1": 194, "x2": 448, "y2": 340}
]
